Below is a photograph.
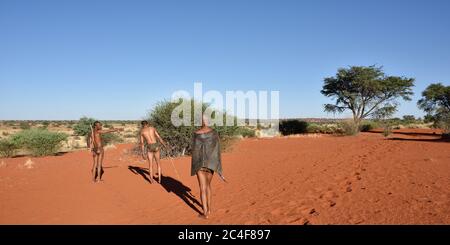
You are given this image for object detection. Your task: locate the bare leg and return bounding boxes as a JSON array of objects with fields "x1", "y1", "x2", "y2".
[
  {"x1": 205, "y1": 172, "x2": 213, "y2": 215},
  {"x1": 196, "y1": 171, "x2": 209, "y2": 218},
  {"x1": 154, "y1": 150, "x2": 162, "y2": 184},
  {"x1": 96, "y1": 149, "x2": 104, "y2": 182},
  {"x1": 147, "y1": 151, "x2": 154, "y2": 184},
  {"x1": 91, "y1": 153, "x2": 97, "y2": 182},
  {"x1": 99, "y1": 149, "x2": 104, "y2": 180}
]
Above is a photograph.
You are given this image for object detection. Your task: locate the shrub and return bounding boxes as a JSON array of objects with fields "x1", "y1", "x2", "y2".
[
  {"x1": 41, "y1": 121, "x2": 50, "y2": 128},
  {"x1": 73, "y1": 117, "x2": 96, "y2": 136},
  {"x1": 359, "y1": 121, "x2": 378, "y2": 132},
  {"x1": 434, "y1": 113, "x2": 450, "y2": 133},
  {"x1": 382, "y1": 127, "x2": 392, "y2": 137},
  {"x1": 101, "y1": 133, "x2": 123, "y2": 145},
  {"x1": 124, "y1": 133, "x2": 137, "y2": 138},
  {"x1": 306, "y1": 123, "x2": 343, "y2": 134},
  {"x1": 236, "y1": 127, "x2": 256, "y2": 138},
  {"x1": 279, "y1": 120, "x2": 308, "y2": 135},
  {"x1": 0, "y1": 139, "x2": 19, "y2": 158},
  {"x1": 306, "y1": 123, "x2": 322, "y2": 133},
  {"x1": 11, "y1": 129, "x2": 68, "y2": 156},
  {"x1": 143, "y1": 99, "x2": 240, "y2": 157},
  {"x1": 19, "y1": 122, "x2": 31, "y2": 130},
  {"x1": 2, "y1": 132, "x2": 9, "y2": 136},
  {"x1": 402, "y1": 115, "x2": 416, "y2": 124},
  {"x1": 338, "y1": 121, "x2": 359, "y2": 136}
]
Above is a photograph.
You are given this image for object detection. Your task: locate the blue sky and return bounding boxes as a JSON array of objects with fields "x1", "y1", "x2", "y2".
[{"x1": 1, "y1": 0, "x2": 449, "y2": 120}]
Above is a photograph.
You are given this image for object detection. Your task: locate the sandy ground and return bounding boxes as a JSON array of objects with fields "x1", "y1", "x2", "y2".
[{"x1": 0, "y1": 129, "x2": 449, "y2": 224}]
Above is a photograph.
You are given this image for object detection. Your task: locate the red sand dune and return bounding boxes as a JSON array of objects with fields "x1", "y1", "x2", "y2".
[{"x1": 1, "y1": 129, "x2": 449, "y2": 224}]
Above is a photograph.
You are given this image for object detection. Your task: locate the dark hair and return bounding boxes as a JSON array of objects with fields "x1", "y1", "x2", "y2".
[
  {"x1": 141, "y1": 120, "x2": 148, "y2": 126},
  {"x1": 93, "y1": 121, "x2": 101, "y2": 127}
]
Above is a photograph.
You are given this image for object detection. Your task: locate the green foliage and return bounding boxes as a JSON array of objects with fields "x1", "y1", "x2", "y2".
[
  {"x1": 11, "y1": 129, "x2": 68, "y2": 156},
  {"x1": 402, "y1": 115, "x2": 416, "y2": 124},
  {"x1": 382, "y1": 126, "x2": 393, "y2": 137},
  {"x1": 338, "y1": 121, "x2": 359, "y2": 136},
  {"x1": 279, "y1": 120, "x2": 308, "y2": 135},
  {"x1": 19, "y1": 122, "x2": 31, "y2": 130},
  {"x1": 321, "y1": 65, "x2": 414, "y2": 128},
  {"x1": 101, "y1": 133, "x2": 123, "y2": 145},
  {"x1": 359, "y1": 121, "x2": 378, "y2": 132},
  {"x1": 236, "y1": 127, "x2": 256, "y2": 138},
  {"x1": 73, "y1": 117, "x2": 96, "y2": 136},
  {"x1": 0, "y1": 139, "x2": 19, "y2": 158},
  {"x1": 418, "y1": 83, "x2": 450, "y2": 133},
  {"x1": 144, "y1": 99, "x2": 240, "y2": 157},
  {"x1": 306, "y1": 123, "x2": 341, "y2": 134}
]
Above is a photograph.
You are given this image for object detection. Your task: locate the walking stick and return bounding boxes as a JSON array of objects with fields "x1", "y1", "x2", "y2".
[{"x1": 164, "y1": 145, "x2": 181, "y2": 180}]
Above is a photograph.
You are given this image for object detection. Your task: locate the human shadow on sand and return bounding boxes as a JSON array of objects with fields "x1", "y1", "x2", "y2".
[
  {"x1": 388, "y1": 137, "x2": 450, "y2": 143},
  {"x1": 128, "y1": 165, "x2": 202, "y2": 214}
]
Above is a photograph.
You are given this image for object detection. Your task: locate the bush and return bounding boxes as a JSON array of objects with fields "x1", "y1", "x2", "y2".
[
  {"x1": 236, "y1": 127, "x2": 256, "y2": 138},
  {"x1": 382, "y1": 127, "x2": 392, "y2": 137},
  {"x1": 279, "y1": 120, "x2": 308, "y2": 135},
  {"x1": 0, "y1": 139, "x2": 18, "y2": 158},
  {"x1": 143, "y1": 99, "x2": 240, "y2": 157},
  {"x1": 11, "y1": 129, "x2": 68, "y2": 157},
  {"x1": 2, "y1": 131, "x2": 9, "y2": 136},
  {"x1": 306, "y1": 123, "x2": 342, "y2": 134},
  {"x1": 73, "y1": 117, "x2": 96, "y2": 136},
  {"x1": 19, "y1": 122, "x2": 31, "y2": 130},
  {"x1": 101, "y1": 133, "x2": 123, "y2": 145},
  {"x1": 359, "y1": 121, "x2": 378, "y2": 132},
  {"x1": 338, "y1": 121, "x2": 359, "y2": 136},
  {"x1": 40, "y1": 121, "x2": 50, "y2": 129}
]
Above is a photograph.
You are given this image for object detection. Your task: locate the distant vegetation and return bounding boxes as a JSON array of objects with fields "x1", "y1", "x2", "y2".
[
  {"x1": 0, "y1": 139, "x2": 19, "y2": 158},
  {"x1": 321, "y1": 65, "x2": 414, "y2": 134},
  {"x1": 418, "y1": 83, "x2": 450, "y2": 134},
  {"x1": 73, "y1": 117, "x2": 123, "y2": 146},
  {"x1": 10, "y1": 129, "x2": 68, "y2": 157}
]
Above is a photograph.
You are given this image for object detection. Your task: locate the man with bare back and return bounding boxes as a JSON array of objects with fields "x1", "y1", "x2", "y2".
[
  {"x1": 140, "y1": 120, "x2": 167, "y2": 184},
  {"x1": 89, "y1": 121, "x2": 124, "y2": 183}
]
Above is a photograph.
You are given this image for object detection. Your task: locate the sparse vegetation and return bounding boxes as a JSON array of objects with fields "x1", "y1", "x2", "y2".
[
  {"x1": 279, "y1": 120, "x2": 308, "y2": 135},
  {"x1": 338, "y1": 121, "x2": 359, "y2": 136},
  {"x1": 236, "y1": 127, "x2": 256, "y2": 138},
  {"x1": 19, "y1": 122, "x2": 31, "y2": 130},
  {"x1": 144, "y1": 99, "x2": 240, "y2": 157},
  {"x1": 101, "y1": 133, "x2": 123, "y2": 145},
  {"x1": 418, "y1": 83, "x2": 450, "y2": 133},
  {"x1": 73, "y1": 117, "x2": 97, "y2": 136},
  {"x1": 359, "y1": 121, "x2": 379, "y2": 132},
  {"x1": 10, "y1": 129, "x2": 68, "y2": 156},
  {"x1": 322, "y1": 65, "x2": 414, "y2": 132},
  {"x1": 0, "y1": 139, "x2": 19, "y2": 158}
]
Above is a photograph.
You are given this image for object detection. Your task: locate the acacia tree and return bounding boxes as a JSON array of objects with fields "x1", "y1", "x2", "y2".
[
  {"x1": 418, "y1": 83, "x2": 450, "y2": 132},
  {"x1": 321, "y1": 66, "x2": 414, "y2": 129}
]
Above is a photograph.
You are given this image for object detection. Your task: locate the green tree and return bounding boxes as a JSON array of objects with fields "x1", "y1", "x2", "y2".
[
  {"x1": 321, "y1": 66, "x2": 414, "y2": 131},
  {"x1": 73, "y1": 117, "x2": 97, "y2": 136},
  {"x1": 73, "y1": 117, "x2": 122, "y2": 145},
  {"x1": 418, "y1": 83, "x2": 450, "y2": 132},
  {"x1": 144, "y1": 99, "x2": 240, "y2": 157}
]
